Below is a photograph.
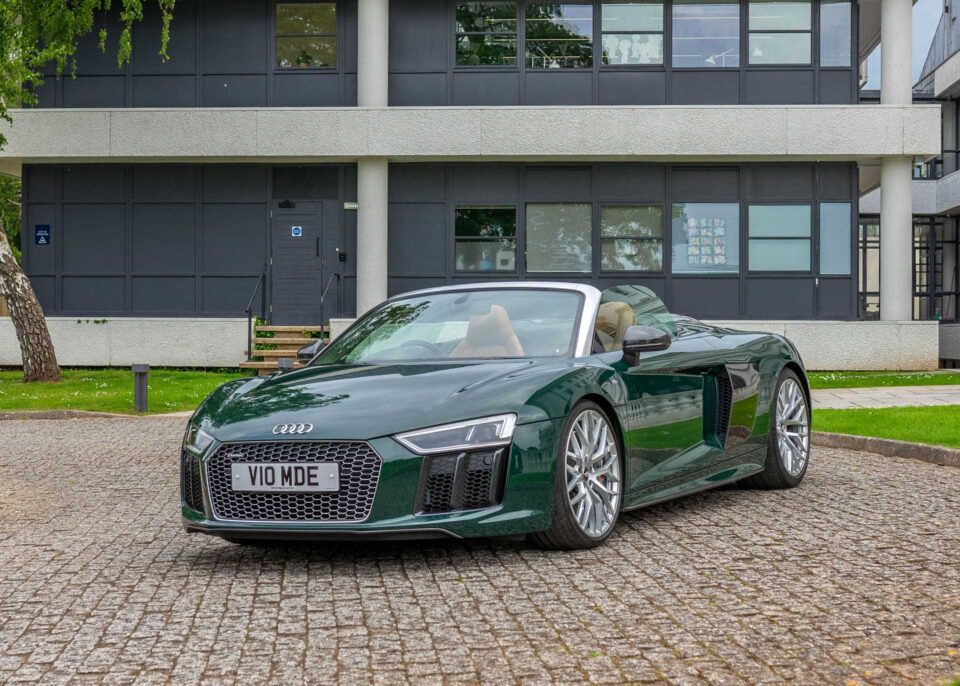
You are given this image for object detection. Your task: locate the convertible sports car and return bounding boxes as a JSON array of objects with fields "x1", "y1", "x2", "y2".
[{"x1": 181, "y1": 283, "x2": 810, "y2": 549}]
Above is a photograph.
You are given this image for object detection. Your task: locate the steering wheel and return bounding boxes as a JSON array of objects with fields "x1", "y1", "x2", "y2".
[{"x1": 399, "y1": 339, "x2": 446, "y2": 357}]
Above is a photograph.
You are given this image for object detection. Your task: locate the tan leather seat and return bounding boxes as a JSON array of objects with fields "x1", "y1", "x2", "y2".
[
  {"x1": 595, "y1": 301, "x2": 636, "y2": 352},
  {"x1": 451, "y1": 305, "x2": 525, "y2": 358}
]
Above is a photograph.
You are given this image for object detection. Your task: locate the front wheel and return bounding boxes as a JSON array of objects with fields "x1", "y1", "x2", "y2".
[
  {"x1": 532, "y1": 402, "x2": 623, "y2": 550},
  {"x1": 746, "y1": 369, "x2": 811, "y2": 489}
]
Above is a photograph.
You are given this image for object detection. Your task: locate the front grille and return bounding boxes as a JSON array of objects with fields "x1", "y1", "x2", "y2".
[
  {"x1": 419, "y1": 449, "x2": 505, "y2": 514},
  {"x1": 181, "y1": 451, "x2": 204, "y2": 513},
  {"x1": 206, "y1": 441, "x2": 382, "y2": 522}
]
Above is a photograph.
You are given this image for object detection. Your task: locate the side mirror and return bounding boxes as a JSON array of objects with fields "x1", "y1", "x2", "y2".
[
  {"x1": 622, "y1": 325, "x2": 671, "y2": 365},
  {"x1": 297, "y1": 339, "x2": 326, "y2": 364}
]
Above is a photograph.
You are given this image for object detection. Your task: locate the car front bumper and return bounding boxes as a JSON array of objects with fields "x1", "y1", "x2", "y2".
[{"x1": 181, "y1": 419, "x2": 561, "y2": 541}]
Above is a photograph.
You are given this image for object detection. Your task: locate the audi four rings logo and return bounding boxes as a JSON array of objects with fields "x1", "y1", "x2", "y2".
[{"x1": 272, "y1": 423, "x2": 314, "y2": 435}]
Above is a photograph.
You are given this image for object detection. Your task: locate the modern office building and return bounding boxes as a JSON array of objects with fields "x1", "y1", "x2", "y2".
[{"x1": 0, "y1": 0, "x2": 943, "y2": 369}]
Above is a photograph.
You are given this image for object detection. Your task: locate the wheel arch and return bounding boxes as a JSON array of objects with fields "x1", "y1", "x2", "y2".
[
  {"x1": 576, "y1": 392, "x2": 627, "y2": 453},
  {"x1": 780, "y1": 361, "x2": 811, "y2": 408}
]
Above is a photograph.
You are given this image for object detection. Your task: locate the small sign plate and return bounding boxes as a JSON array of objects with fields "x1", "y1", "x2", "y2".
[
  {"x1": 291, "y1": 225, "x2": 303, "y2": 237},
  {"x1": 34, "y1": 225, "x2": 51, "y2": 246}
]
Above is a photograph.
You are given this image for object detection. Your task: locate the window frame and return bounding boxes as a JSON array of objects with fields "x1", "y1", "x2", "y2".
[
  {"x1": 598, "y1": 203, "x2": 666, "y2": 273},
  {"x1": 524, "y1": 1, "x2": 596, "y2": 70},
  {"x1": 453, "y1": 204, "x2": 520, "y2": 274},
  {"x1": 455, "y1": 1, "x2": 522, "y2": 68},
  {"x1": 273, "y1": 0, "x2": 339, "y2": 72},
  {"x1": 819, "y1": 0, "x2": 852, "y2": 69},
  {"x1": 746, "y1": 0, "x2": 813, "y2": 67},
  {"x1": 746, "y1": 202, "x2": 814, "y2": 273},
  {"x1": 525, "y1": 201, "x2": 595, "y2": 273},
  {"x1": 670, "y1": 201, "x2": 742, "y2": 275},
  {"x1": 599, "y1": 1, "x2": 666, "y2": 68},
  {"x1": 671, "y1": 0, "x2": 742, "y2": 70}
]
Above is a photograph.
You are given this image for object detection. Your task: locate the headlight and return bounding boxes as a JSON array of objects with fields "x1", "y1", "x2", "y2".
[
  {"x1": 183, "y1": 423, "x2": 215, "y2": 455},
  {"x1": 394, "y1": 414, "x2": 517, "y2": 455}
]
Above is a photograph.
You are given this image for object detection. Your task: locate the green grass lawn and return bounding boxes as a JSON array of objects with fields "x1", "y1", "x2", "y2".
[
  {"x1": 0, "y1": 368, "x2": 249, "y2": 415},
  {"x1": 809, "y1": 370, "x2": 960, "y2": 389},
  {"x1": 814, "y1": 405, "x2": 960, "y2": 449}
]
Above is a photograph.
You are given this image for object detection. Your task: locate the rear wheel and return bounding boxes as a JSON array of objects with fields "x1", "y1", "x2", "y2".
[
  {"x1": 745, "y1": 369, "x2": 810, "y2": 489},
  {"x1": 532, "y1": 402, "x2": 623, "y2": 550}
]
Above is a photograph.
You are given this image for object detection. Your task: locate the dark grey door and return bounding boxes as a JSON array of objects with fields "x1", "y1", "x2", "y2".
[{"x1": 271, "y1": 206, "x2": 322, "y2": 325}]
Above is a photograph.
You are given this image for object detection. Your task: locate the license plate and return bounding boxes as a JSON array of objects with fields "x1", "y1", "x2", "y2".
[{"x1": 231, "y1": 463, "x2": 340, "y2": 493}]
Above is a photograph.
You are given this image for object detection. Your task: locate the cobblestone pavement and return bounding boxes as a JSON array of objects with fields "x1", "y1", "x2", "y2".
[
  {"x1": 813, "y1": 385, "x2": 960, "y2": 410},
  {"x1": 1, "y1": 418, "x2": 959, "y2": 685}
]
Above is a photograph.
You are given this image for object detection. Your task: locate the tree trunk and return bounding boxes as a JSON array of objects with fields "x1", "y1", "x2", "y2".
[{"x1": 0, "y1": 215, "x2": 60, "y2": 382}]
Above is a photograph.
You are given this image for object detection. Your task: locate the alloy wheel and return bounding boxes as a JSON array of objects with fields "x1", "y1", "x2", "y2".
[
  {"x1": 775, "y1": 378, "x2": 810, "y2": 478},
  {"x1": 564, "y1": 410, "x2": 622, "y2": 538}
]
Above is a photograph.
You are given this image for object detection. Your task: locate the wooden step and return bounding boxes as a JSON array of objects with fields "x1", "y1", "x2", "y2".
[
  {"x1": 254, "y1": 324, "x2": 330, "y2": 333},
  {"x1": 253, "y1": 336, "x2": 316, "y2": 346},
  {"x1": 252, "y1": 349, "x2": 308, "y2": 358},
  {"x1": 240, "y1": 360, "x2": 305, "y2": 376}
]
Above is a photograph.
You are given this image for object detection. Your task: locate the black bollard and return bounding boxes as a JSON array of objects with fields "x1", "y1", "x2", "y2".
[{"x1": 133, "y1": 364, "x2": 149, "y2": 413}]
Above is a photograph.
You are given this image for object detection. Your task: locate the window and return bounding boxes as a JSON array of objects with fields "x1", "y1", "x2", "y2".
[
  {"x1": 672, "y1": 0, "x2": 740, "y2": 68},
  {"x1": 601, "y1": 2, "x2": 664, "y2": 65},
  {"x1": 820, "y1": 203, "x2": 852, "y2": 275},
  {"x1": 748, "y1": 0, "x2": 811, "y2": 65},
  {"x1": 526, "y1": 4, "x2": 594, "y2": 68},
  {"x1": 455, "y1": 207, "x2": 517, "y2": 272},
  {"x1": 456, "y1": 2, "x2": 519, "y2": 66},
  {"x1": 526, "y1": 204, "x2": 592, "y2": 272},
  {"x1": 601, "y1": 206, "x2": 663, "y2": 270},
  {"x1": 748, "y1": 205, "x2": 811, "y2": 271},
  {"x1": 671, "y1": 203, "x2": 740, "y2": 273},
  {"x1": 820, "y1": 0, "x2": 852, "y2": 67},
  {"x1": 858, "y1": 219, "x2": 880, "y2": 319},
  {"x1": 275, "y1": 3, "x2": 337, "y2": 69}
]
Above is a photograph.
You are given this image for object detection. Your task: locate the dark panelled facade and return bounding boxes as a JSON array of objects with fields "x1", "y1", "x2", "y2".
[
  {"x1": 387, "y1": 163, "x2": 858, "y2": 320},
  {"x1": 32, "y1": 0, "x2": 359, "y2": 108},
  {"x1": 21, "y1": 165, "x2": 357, "y2": 320},
  {"x1": 32, "y1": 0, "x2": 856, "y2": 108}
]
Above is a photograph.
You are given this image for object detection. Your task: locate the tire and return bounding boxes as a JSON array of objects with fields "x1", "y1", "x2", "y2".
[
  {"x1": 532, "y1": 401, "x2": 624, "y2": 550},
  {"x1": 745, "y1": 368, "x2": 811, "y2": 490}
]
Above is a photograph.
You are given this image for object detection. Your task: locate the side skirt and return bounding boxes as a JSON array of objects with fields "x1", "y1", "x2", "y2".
[{"x1": 622, "y1": 453, "x2": 765, "y2": 513}]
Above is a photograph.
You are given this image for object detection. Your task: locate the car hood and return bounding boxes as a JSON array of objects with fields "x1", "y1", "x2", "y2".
[{"x1": 194, "y1": 360, "x2": 575, "y2": 442}]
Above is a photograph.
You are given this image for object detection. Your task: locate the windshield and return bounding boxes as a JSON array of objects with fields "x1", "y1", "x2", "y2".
[{"x1": 316, "y1": 289, "x2": 583, "y2": 364}]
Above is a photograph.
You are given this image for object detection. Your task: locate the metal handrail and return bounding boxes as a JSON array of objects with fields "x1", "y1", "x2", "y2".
[{"x1": 245, "y1": 264, "x2": 268, "y2": 362}]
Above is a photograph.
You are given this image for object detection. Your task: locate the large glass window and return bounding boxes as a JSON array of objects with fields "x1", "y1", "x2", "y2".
[
  {"x1": 456, "y1": 2, "x2": 519, "y2": 66},
  {"x1": 858, "y1": 219, "x2": 880, "y2": 319},
  {"x1": 275, "y1": 3, "x2": 337, "y2": 69},
  {"x1": 748, "y1": 205, "x2": 811, "y2": 271},
  {"x1": 820, "y1": 203, "x2": 852, "y2": 275},
  {"x1": 671, "y1": 203, "x2": 740, "y2": 273},
  {"x1": 820, "y1": 0, "x2": 852, "y2": 67},
  {"x1": 601, "y1": 205, "x2": 663, "y2": 270},
  {"x1": 748, "y1": 0, "x2": 811, "y2": 65},
  {"x1": 526, "y1": 4, "x2": 594, "y2": 68},
  {"x1": 601, "y1": 1, "x2": 664, "y2": 65},
  {"x1": 526, "y1": 203, "x2": 593, "y2": 272},
  {"x1": 672, "y1": 0, "x2": 740, "y2": 68},
  {"x1": 455, "y1": 207, "x2": 517, "y2": 272}
]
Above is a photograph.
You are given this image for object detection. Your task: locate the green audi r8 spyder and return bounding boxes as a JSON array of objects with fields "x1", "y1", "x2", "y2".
[{"x1": 181, "y1": 283, "x2": 811, "y2": 550}]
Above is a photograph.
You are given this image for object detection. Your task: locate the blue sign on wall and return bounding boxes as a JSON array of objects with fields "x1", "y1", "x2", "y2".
[
  {"x1": 291, "y1": 226, "x2": 303, "y2": 237},
  {"x1": 34, "y1": 225, "x2": 51, "y2": 246}
]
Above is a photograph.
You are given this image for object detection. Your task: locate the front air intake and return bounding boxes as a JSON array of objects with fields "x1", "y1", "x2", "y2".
[{"x1": 418, "y1": 449, "x2": 506, "y2": 514}]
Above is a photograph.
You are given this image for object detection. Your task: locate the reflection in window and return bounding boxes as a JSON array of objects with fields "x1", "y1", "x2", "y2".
[
  {"x1": 456, "y1": 2, "x2": 519, "y2": 66},
  {"x1": 748, "y1": 205, "x2": 811, "y2": 271},
  {"x1": 671, "y1": 203, "x2": 740, "y2": 273},
  {"x1": 601, "y1": 206, "x2": 663, "y2": 271},
  {"x1": 820, "y1": 203, "x2": 852, "y2": 275},
  {"x1": 455, "y1": 207, "x2": 517, "y2": 272},
  {"x1": 820, "y1": 0, "x2": 851, "y2": 67},
  {"x1": 276, "y1": 3, "x2": 337, "y2": 68},
  {"x1": 526, "y1": 4, "x2": 594, "y2": 68},
  {"x1": 526, "y1": 204, "x2": 593, "y2": 272},
  {"x1": 672, "y1": 0, "x2": 740, "y2": 68},
  {"x1": 748, "y1": 0, "x2": 811, "y2": 65},
  {"x1": 858, "y1": 220, "x2": 880, "y2": 319},
  {"x1": 601, "y1": 2, "x2": 664, "y2": 65}
]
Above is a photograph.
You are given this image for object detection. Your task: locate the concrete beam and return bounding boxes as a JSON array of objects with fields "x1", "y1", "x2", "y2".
[{"x1": 0, "y1": 105, "x2": 942, "y2": 165}]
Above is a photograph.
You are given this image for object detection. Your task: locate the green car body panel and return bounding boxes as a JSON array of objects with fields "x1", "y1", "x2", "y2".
[{"x1": 181, "y1": 283, "x2": 808, "y2": 542}]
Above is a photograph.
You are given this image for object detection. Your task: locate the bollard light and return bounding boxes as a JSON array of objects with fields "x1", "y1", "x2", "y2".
[{"x1": 133, "y1": 364, "x2": 149, "y2": 413}]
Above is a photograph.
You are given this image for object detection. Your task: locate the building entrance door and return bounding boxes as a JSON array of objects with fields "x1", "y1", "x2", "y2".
[{"x1": 271, "y1": 203, "x2": 325, "y2": 325}]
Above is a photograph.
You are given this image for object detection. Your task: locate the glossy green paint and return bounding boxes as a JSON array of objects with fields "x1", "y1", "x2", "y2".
[{"x1": 183, "y1": 311, "x2": 806, "y2": 540}]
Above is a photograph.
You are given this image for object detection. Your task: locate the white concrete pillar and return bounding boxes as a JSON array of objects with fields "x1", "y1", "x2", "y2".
[
  {"x1": 356, "y1": 158, "x2": 389, "y2": 315},
  {"x1": 357, "y1": 0, "x2": 389, "y2": 107},
  {"x1": 880, "y1": 0, "x2": 911, "y2": 105},
  {"x1": 879, "y1": 156, "x2": 914, "y2": 321}
]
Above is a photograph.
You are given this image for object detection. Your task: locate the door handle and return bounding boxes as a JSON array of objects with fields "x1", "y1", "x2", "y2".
[{"x1": 316, "y1": 236, "x2": 320, "y2": 258}]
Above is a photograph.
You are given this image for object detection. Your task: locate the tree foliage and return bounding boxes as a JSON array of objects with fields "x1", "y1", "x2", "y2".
[
  {"x1": 0, "y1": 176, "x2": 20, "y2": 263},
  {"x1": 0, "y1": 0, "x2": 176, "y2": 149}
]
